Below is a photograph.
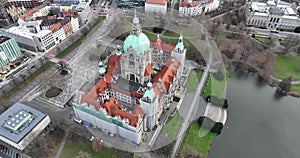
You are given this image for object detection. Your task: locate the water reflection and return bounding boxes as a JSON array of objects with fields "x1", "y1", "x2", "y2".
[{"x1": 208, "y1": 71, "x2": 300, "y2": 158}]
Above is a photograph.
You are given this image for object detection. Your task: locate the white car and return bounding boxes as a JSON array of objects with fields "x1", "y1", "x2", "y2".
[{"x1": 90, "y1": 136, "x2": 95, "y2": 141}]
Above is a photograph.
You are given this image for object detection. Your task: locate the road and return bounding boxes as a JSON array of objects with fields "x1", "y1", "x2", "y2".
[
  {"x1": 171, "y1": 0, "x2": 178, "y2": 9},
  {"x1": 247, "y1": 27, "x2": 300, "y2": 38},
  {"x1": 170, "y1": 40, "x2": 212, "y2": 158}
]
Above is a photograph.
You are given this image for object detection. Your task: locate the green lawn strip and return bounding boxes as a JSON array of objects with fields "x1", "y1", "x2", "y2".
[
  {"x1": 0, "y1": 62, "x2": 54, "y2": 103},
  {"x1": 163, "y1": 31, "x2": 179, "y2": 38},
  {"x1": 161, "y1": 113, "x2": 183, "y2": 140},
  {"x1": 255, "y1": 36, "x2": 269, "y2": 43},
  {"x1": 181, "y1": 122, "x2": 216, "y2": 157},
  {"x1": 291, "y1": 84, "x2": 300, "y2": 93},
  {"x1": 202, "y1": 71, "x2": 228, "y2": 98},
  {"x1": 143, "y1": 31, "x2": 157, "y2": 40},
  {"x1": 57, "y1": 16, "x2": 106, "y2": 59},
  {"x1": 86, "y1": 16, "x2": 107, "y2": 38},
  {"x1": 185, "y1": 70, "x2": 203, "y2": 93},
  {"x1": 60, "y1": 138, "x2": 122, "y2": 158},
  {"x1": 273, "y1": 54, "x2": 300, "y2": 81},
  {"x1": 143, "y1": 30, "x2": 179, "y2": 44}
]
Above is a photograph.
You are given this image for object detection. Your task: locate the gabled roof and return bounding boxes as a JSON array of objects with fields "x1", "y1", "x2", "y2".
[
  {"x1": 180, "y1": 0, "x2": 199, "y2": 7},
  {"x1": 150, "y1": 40, "x2": 175, "y2": 53},
  {"x1": 95, "y1": 78, "x2": 107, "y2": 94},
  {"x1": 101, "y1": 97, "x2": 143, "y2": 127},
  {"x1": 58, "y1": 17, "x2": 71, "y2": 26},
  {"x1": 20, "y1": 7, "x2": 39, "y2": 20},
  {"x1": 63, "y1": 11, "x2": 78, "y2": 17},
  {"x1": 144, "y1": 63, "x2": 154, "y2": 76},
  {"x1": 152, "y1": 57, "x2": 180, "y2": 92},
  {"x1": 107, "y1": 54, "x2": 121, "y2": 75},
  {"x1": 146, "y1": 0, "x2": 167, "y2": 5},
  {"x1": 49, "y1": 23, "x2": 62, "y2": 31},
  {"x1": 80, "y1": 82, "x2": 144, "y2": 127}
]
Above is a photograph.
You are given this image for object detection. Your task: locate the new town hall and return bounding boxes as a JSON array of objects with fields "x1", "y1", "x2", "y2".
[{"x1": 72, "y1": 13, "x2": 187, "y2": 144}]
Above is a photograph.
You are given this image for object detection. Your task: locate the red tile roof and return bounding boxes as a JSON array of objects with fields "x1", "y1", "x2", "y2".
[
  {"x1": 95, "y1": 78, "x2": 107, "y2": 94},
  {"x1": 146, "y1": 0, "x2": 167, "y2": 5},
  {"x1": 107, "y1": 55, "x2": 121, "y2": 75},
  {"x1": 20, "y1": 7, "x2": 39, "y2": 20},
  {"x1": 49, "y1": 23, "x2": 61, "y2": 31},
  {"x1": 180, "y1": 0, "x2": 199, "y2": 7},
  {"x1": 63, "y1": 11, "x2": 78, "y2": 17},
  {"x1": 80, "y1": 86, "x2": 100, "y2": 109},
  {"x1": 101, "y1": 97, "x2": 143, "y2": 127},
  {"x1": 150, "y1": 40, "x2": 175, "y2": 53},
  {"x1": 144, "y1": 63, "x2": 154, "y2": 76},
  {"x1": 80, "y1": 81, "x2": 143, "y2": 127},
  {"x1": 153, "y1": 57, "x2": 180, "y2": 92}
]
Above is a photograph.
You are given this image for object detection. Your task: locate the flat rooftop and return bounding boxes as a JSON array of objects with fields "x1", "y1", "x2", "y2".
[
  {"x1": 0, "y1": 103, "x2": 47, "y2": 143},
  {"x1": 115, "y1": 77, "x2": 142, "y2": 93},
  {"x1": 0, "y1": 36, "x2": 10, "y2": 44}
]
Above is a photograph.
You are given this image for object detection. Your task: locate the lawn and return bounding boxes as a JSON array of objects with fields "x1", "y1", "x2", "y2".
[
  {"x1": 202, "y1": 71, "x2": 229, "y2": 98},
  {"x1": 57, "y1": 16, "x2": 106, "y2": 58},
  {"x1": 255, "y1": 36, "x2": 267, "y2": 43},
  {"x1": 60, "y1": 138, "x2": 124, "y2": 158},
  {"x1": 180, "y1": 122, "x2": 216, "y2": 158},
  {"x1": 291, "y1": 84, "x2": 300, "y2": 93},
  {"x1": 143, "y1": 31, "x2": 157, "y2": 40},
  {"x1": 185, "y1": 70, "x2": 203, "y2": 93},
  {"x1": 273, "y1": 54, "x2": 300, "y2": 81},
  {"x1": 163, "y1": 31, "x2": 179, "y2": 38},
  {"x1": 143, "y1": 30, "x2": 178, "y2": 44},
  {"x1": 161, "y1": 113, "x2": 183, "y2": 140}
]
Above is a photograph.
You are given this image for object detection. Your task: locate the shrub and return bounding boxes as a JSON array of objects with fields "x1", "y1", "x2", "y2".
[
  {"x1": 206, "y1": 95, "x2": 228, "y2": 109},
  {"x1": 153, "y1": 27, "x2": 163, "y2": 33},
  {"x1": 198, "y1": 116, "x2": 224, "y2": 135},
  {"x1": 212, "y1": 70, "x2": 225, "y2": 81}
]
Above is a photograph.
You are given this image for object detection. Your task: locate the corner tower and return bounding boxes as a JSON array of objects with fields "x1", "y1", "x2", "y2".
[{"x1": 171, "y1": 34, "x2": 186, "y2": 77}]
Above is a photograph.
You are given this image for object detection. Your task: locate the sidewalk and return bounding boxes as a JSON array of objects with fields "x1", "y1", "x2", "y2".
[{"x1": 270, "y1": 75, "x2": 300, "y2": 84}]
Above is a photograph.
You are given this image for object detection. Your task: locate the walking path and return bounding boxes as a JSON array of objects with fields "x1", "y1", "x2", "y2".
[
  {"x1": 55, "y1": 131, "x2": 68, "y2": 158},
  {"x1": 170, "y1": 46, "x2": 212, "y2": 158},
  {"x1": 270, "y1": 75, "x2": 300, "y2": 84}
]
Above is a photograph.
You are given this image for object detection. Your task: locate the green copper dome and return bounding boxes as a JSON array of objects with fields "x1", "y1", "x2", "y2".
[
  {"x1": 123, "y1": 33, "x2": 150, "y2": 56},
  {"x1": 99, "y1": 67, "x2": 106, "y2": 74}
]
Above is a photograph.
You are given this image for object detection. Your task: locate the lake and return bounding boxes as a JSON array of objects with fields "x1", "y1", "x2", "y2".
[{"x1": 208, "y1": 71, "x2": 300, "y2": 158}]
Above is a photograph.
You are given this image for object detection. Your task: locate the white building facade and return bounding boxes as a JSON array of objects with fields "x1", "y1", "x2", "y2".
[
  {"x1": 145, "y1": 0, "x2": 167, "y2": 15},
  {"x1": 246, "y1": 0, "x2": 300, "y2": 30},
  {"x1": 1, "y1": 27, "x2": 55, "y2": 52},
  {"x1": 179, "y1": 0, "x2": 220, "y2": 16},
  {"x1": 70, "y1": 16, "x2": 80, "y2": 32},
  {"x1": 50, "y1": 24, "x2": 67, "y2": 44}
]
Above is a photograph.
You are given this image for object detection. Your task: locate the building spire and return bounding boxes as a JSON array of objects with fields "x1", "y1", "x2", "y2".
[
  {"x1": 133, "y1": 9, "x2": 139, "y2": 24},
  {"x1": 131, "y1": 10, "x2": 141, "y2": 36}
]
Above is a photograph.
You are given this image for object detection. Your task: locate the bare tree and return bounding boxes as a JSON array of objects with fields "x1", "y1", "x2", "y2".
[{"x1": 92, "y1": 137, "x2": 103, "y2": 152}]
